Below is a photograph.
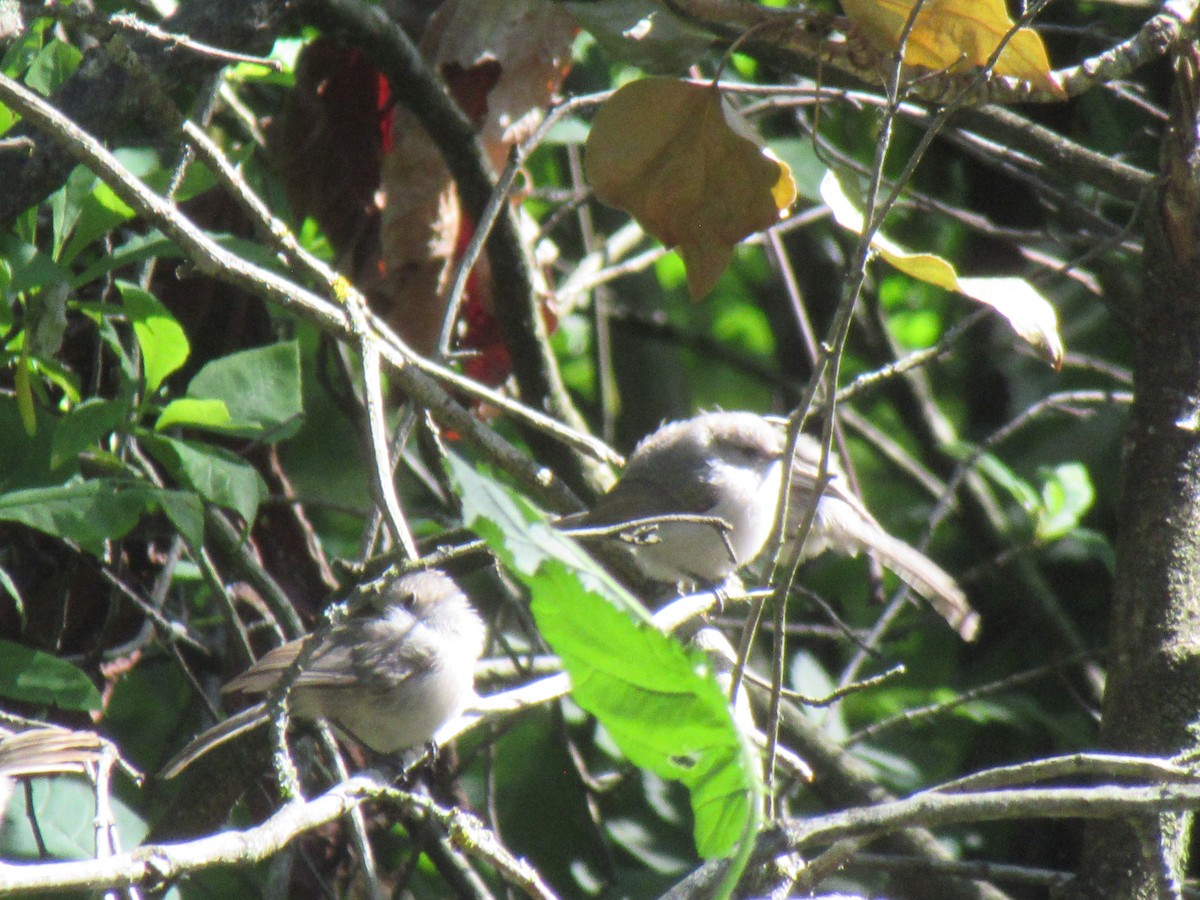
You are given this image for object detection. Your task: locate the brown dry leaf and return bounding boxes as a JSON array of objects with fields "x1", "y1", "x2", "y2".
[
  {"x1": 378, "y1": 0, "x2": 576, "y2": 355},
  {"x1": 842, "y1": 0, "x2": 1063, "y2": 97},
  {"x1": 379, "y1": 104, "x2": 463, "y2": 355},
  {"x1": 584, "y1": 78, "x2": 796, "y2": 298},
  {"x1": 421, "y1": 0, "x2": 578, "y2": 171}
]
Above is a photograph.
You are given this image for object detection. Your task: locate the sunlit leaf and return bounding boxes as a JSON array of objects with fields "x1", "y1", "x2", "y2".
[
  {"x1": 957, "y1": 277, "x2": 1063, "y2": 370},
  {"x1": 842, "y1": 0, "x2": 1063, "y2": 96},
  {"x1": 821, "y1": 171, "x2": 1063, "y2": 367},
  {"x1": 154, "y1": 343, "x2": 303, "y2": 440},
  {"x1": 585, "y1": 77, "x2": 796, "y2": 298},
  {"x1": 0, "y1": 565, "x2": 23, "y2": 622},
  {"x1": 1036, "y1": 462, "x2": 1095, "y2": 542},
  {"x1": 446, "y1": 454, "x2": 762, "y2": 861},
  {"x1": 117, "y1": 281, "x2": 190, "y2": 394},
  {"x1": 155, "y1": 398, "x2": 233, "y2": 433}
]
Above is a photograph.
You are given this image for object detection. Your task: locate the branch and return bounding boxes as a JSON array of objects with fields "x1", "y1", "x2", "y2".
[
  {"x1": 296, "y1": 0, "x2": 603, "y2": 495},
  {"x1": 0, "y1": 775, "x2": 553, "y2": 899},
  {"x1": 783, "y1": 783, "x2": 1200, "y2": 851},
  {"x1": 666, "y1": 0, "x2": 1187, "y2": 105},
  {"x1": 0, "y1": 69, "x2": 600, "y2": 514},
  {"x1": 663, "y1": 0, "x2": 1158, "y2": 203},
  {"x1": 0, "y1": 0, "x2": 291, "y2": 222}
]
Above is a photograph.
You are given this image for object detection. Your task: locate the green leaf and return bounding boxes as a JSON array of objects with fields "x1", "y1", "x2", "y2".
[
  {"x1": 446, "y1": 454, "x2": 762, "y2": 861},
  {"x1": 14, "y1": 346, "x2": 35, "y2": 436},
  {"x1": 1, "y1": 775, "x2": 148, "y2": 861},
  {"x1": 155, "y1": 397, "x2": 233, "y2": 432},
  {"x1": 51, "y1": 398, "x2": 127, "y2": 470},
  {"x1": 0, "y1": 639, "x2": 100, "y2": 710},
  {"x1": 0, "y1": 479, "x2": 202, "y2": 555},
  {"x1": 976, "y1": 452, "x2": 1039, "y2": 518},
  {"x1": 2, "y1": 236, "x2": 69, "y2": 295},
  {"x1": 142, "y1": 433, "x2": 266, "y2": 526},
  {"x1": 24, "y1": 38, "x2": 81, "y2": 96},
  {"x1": 117, "y1": 281, "x2": 190, "y2": 394},
  {"x1": 1045, "y1": 527, "x2": 1115, "y2": 573},
  {"x1": 176, "y1": 342, "x2": 304, "y2": 440},
  {"x1": 0, "y1": 564, "x2": 23, "y2": 622},
  {"x1": 72, "y1": 232, "x2": 180, "y2": 288},
  {"x1": 0, "y1": 396, "x2": 56, "y2": 493},
  {"x1": 1036, "y1": 462, "x2": 1095, "y2": 542},
  {"x1": 154, "y1": 489, "x2": 206, "y2": 548},
  {"x1": 49, "y1": 165, "x2": 96, "y2": 261}
]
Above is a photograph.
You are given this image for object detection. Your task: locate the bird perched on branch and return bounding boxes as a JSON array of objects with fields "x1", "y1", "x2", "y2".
[
  {"x1": 161, "y1": 569, "x2": 486, "y2": 779},
  {"x1": 562, "y1": 411, "x2": 785, "y2": 586},
  {"x1": 561, "y1": 409, "x2": 977, "y2": 640}
]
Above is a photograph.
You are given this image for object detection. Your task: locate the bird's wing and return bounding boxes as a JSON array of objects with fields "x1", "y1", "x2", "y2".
[
  {"x1": 221, "y1": 638, "x2": 309, "y2": 696},
  {"x1": 575, "y1": 473, "x2": 722, "y2": 528}
]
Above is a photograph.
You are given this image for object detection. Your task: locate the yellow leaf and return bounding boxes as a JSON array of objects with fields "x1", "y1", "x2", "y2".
[
  {"x1": 820, "y1": 171, "x2": 1063, "y2": 368},
  {"x1": 958, "y1": 277, "x2": 1063, "y2": 369},
  {"x1": 841, "y1": 0, "x2": 1062, "y2": 97},
  {"x1": 585, "y1": 78, "x2": 796, "y2": 298}
]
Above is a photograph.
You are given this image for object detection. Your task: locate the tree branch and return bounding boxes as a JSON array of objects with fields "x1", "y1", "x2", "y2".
[
  {"x1": 295, "y1": 0, "x2": 604, "y2": 496},
  {"x1": 0, "y1": 0, "x2": 292, "y2": 223}
]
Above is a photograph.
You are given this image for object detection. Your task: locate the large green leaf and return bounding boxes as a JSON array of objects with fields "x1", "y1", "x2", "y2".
[
  {"x1": 157, "y1": 342, "x2": 303, "y2": 440},
  {"x1": 50, "y1": 397, "x2": 128, "y2": 470},
  {"x1": 0, "y1": 774, "x2": 148, "y2": 861},
  {"x1": 142, "y1": 433, "x2": 267, "y2": 526},
  {"x1": 23, "y1": 37, "x2": 81, "y2": 97},
  {"x1": 446, "y1": 454, "x2": 762, "y2": 862},
  {"x1": 0, "y1": 640, "x2": 100, "y2": 711},
  {"x1": 0, "y1": 478, "x2": 203, "y2": 554}
]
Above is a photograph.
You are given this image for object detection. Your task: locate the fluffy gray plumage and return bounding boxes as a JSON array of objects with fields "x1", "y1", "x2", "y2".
[
  {"x1": 161, "y1": 569, "x2": 485, "y2": 779},
  {"x1": 570, "y1": 411, "x2": 785, "y2": 584}
]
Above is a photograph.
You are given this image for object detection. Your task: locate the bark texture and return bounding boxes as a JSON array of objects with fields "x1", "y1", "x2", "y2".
[{"x1": 1070, "y1": 25, "x2": 1200, "y2": 900}]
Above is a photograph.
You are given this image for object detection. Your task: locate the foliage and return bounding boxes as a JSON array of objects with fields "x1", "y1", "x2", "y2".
[{"x1": 0, "y1": 0, "x2": 1176, "y2": 897}]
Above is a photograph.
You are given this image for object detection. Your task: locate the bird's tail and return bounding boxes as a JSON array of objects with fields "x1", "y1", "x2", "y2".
[
  {"x1": 863, "y1": 528, "x2": 980, "y2": 642},
  {"x1": 159, "y1": 703, "x2": 269, "y2": 780}
]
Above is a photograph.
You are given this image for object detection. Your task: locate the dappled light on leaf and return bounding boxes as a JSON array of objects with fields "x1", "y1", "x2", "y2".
[
  {"x1": 446, "y1": 454, "x2": 762, "y2": 861},
  {"x1": 842, "y1": 0, "x2": 1062, "y2": 97},
  {"x1": 822, "y1": 171, "x2": 1063, "y2": 368},
  {"x1": 585, "y1": 77, "x2": 796, "y2": 298}
]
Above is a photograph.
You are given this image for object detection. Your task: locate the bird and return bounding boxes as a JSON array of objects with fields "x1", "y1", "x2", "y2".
[
  {"x1": 783, "y1": 433, "x2": 979, "y2": 641},
  {"x1": 563, "y1": 411, "x2": 785, "y2": 585},
  {"x1": 161, "y1": 569, "x2": 486, "y2": 779}
]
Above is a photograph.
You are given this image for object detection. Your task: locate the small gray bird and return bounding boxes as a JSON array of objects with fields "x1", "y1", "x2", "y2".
[
  {"x1": 566, "y1": 411, "x2": 785, "y2": 585},
  {"x1": 161, "y1": 569, "x2": 486, "y2": 779},
  {"x1": 784, "y1": 434, "x2": 980, "y2": 641}
]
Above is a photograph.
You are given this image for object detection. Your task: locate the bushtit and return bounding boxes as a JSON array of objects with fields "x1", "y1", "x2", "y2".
[
  {"x1": 566, "y1": 411, "x2": 785, "y2": 584},
  {"x1": 161, "y1": 569, "x2": 486, "y2": 779},
  {"x1": 784, "y1": 433, "x2": 979, "y2": 641}
]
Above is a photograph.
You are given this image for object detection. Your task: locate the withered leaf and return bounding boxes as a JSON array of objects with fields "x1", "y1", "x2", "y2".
[
  {"x1": 842, "y1": 0, "x2": 1063, "y2": 97},
  {"x1": 821, "y1": 171, "x2": 1063, "y2": 368},
  {"x1": 585, "y1": 78, "x2": 796, "y2": 298}
]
